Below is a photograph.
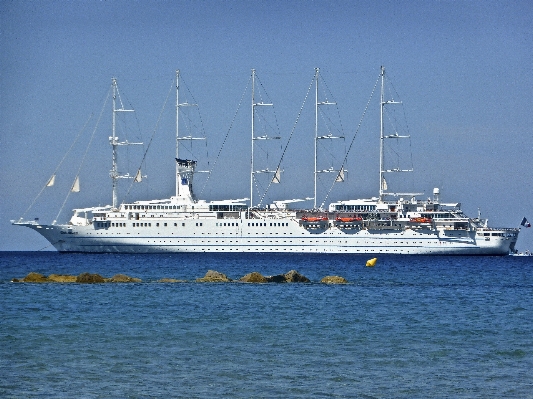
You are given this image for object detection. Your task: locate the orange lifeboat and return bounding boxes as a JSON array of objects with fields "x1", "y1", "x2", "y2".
[
  {"x1": 335, "y1": 216, "x2": 363, "y2": 222},
  {"x1": 409, "y1": 217, "x2": 432, "y2": 223},
  {"x1": 301, "y1": 215, "x2": 328, "y2": 222}
]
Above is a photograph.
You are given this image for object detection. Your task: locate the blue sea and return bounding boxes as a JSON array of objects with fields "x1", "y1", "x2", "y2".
[{"x1": 1, "y1": 252, "x2": 532, "y2": 398}]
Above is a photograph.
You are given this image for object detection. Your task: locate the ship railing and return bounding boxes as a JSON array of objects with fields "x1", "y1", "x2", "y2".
[{"x1": 477, "y1": 227, "x2": 520, "y2": 232}]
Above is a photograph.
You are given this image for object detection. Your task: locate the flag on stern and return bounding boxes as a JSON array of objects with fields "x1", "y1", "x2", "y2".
[{"x1": 521, "y1": 217, "x2": 531, "y2": 228}]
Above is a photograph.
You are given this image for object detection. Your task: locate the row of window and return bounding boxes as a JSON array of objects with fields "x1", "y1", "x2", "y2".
[
  {"x1": 209, "y1": 205, "x2": 247, "y2": 212},
  {"x1": 112, "y1": 222, "x2": 187, "y2": 227},
  {"x1": 124, "y1": 205, "x2": 181, "y2": 210},
  {"x1": 478, "y1": 232, "x2": 513, "y2": 237},
  {"x1": 105, "y1": 221, "x2": 286, "y2": 228},
  {"x1": 334, "y1": 205, "x2": 377, "y2": 211},
  {"x1": 248, "y1": 222, "x2": 288, "y2": 227}
]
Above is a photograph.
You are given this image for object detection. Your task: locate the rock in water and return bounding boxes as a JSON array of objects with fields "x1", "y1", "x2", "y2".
[
  {"x1": 284, "y1": 270, "x2": 310, "y2": 283},
  {"x1": 239, "y1": 272, "x2": 268, "y2": 283},
  {"x1": 106, "y1": 274, "x2": 142, "y2": 283},
  {"x1": 266, "y1": 270, "x2": 310, "y2": 283},
  {"x1": 76, "y1": 272, "x2": 105, "y2": 283},
  {"x1": 196, "y1": 270, "x2": 231, "y2": 282},
  {"x1": 48, "y1": 274, "x2": 77, "y2": 283},
  {"x1": 320, "y1": 276, "x2": 348, "y2": 284},
  {"x1": 22, "y1": 272, "x2": 48, "y2": 283}
]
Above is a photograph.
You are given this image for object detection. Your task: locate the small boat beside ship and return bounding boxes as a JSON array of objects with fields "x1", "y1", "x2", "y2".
[{"x1": 13, "y1": 67, "x2": 520, "y2": 254}]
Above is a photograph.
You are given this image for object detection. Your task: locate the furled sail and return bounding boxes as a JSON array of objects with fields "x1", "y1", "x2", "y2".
[
  {"x1": 335, "y1": 167, "x2": 345, "y2": 182},
  {"x1": 134, "y1": 169, "x2": 142, "y2": 183},
  {"x1": 381, "y1": 177, "x2": 387, "y2": 191},
  {"x1": 46, "y1": 174, "x2": 56, "y2": 187},
  {"x1": 272, "y1": 167, "x2": 281, "y2": 184},
  {"x1": 71, "y1": 176, "x2": 80, "y2": 193}
]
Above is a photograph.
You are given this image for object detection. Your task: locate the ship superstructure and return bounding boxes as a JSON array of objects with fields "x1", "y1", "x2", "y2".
[{"x1": 13, "y1": 68, "x2": 519, "y2": 254}]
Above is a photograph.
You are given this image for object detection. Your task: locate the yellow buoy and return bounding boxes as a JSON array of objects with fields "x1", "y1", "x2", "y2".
[{"x1": 366, "y1": 257, "x2": 377, "y2": 267}]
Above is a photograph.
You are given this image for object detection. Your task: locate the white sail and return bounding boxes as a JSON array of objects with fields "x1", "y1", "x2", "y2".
[
  {"x1": 71, "y1": 176, "x2": 80, "y2": 192},
  {"x1": 134, "y1": 169, "x2": 142, "y2": 183},
  {"x1": 46, "y1": 174, "x2": 56, "y2": 187},
  {"x1": 272, "y1": 167, "x2": 281, "y2": 183},
  {"x1": 335, "y1": 167, "x2": 345, "y2": 182}
]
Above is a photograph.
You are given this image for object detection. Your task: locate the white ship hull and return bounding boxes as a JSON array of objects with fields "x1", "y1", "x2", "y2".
[{"x1": 19, "y1": 217, "x2": 517, "y2": 255}]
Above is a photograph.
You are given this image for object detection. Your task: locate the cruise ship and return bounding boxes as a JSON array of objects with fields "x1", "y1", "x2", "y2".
[{"x1": 13, "y1": 68, "x2": 520, "y2": 254}]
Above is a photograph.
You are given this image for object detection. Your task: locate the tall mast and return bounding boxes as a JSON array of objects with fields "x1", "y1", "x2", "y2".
[
  {"x1": 110, "y1": 78, "x2": 138, "y2": 210},
  {"x1": 174, "y1": 70, "x2": 203, "y2": 201},
  {"x1": 251, "y1": 69, "x2": 255, "y2": 208},
  {"x1": 250, "y1": 69, "x2": 276, "y2": 208},
  {"x1": 379, "y1": 66, "x2": 410, "y2": 201},
  {"x1": 176, "y1": 69, "x2": 180, "y2": 196},
  {"x1": 379, "y1": 66, "x2": 385, "y2": 201},
  {"x1": 314, "y1": 68, "x2": 340, "y2": 210},
  {"x1": 111, "y1": 78, "x2": 118, "y2": 209},
  {"x1": 314, "y1": 68, "x2": 318, "y2": 209}
]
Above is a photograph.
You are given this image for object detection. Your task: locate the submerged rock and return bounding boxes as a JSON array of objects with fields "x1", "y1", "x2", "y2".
[
  {"x1": 239, "y1": 272, "x2": 268, "y2": 283},
  {"x1": 158, "y1": 278, "x2": 186, "y2": 283},
  {"x1": 48, "y1": 274, "x2": 77, "y2": 283},
  {"x1": 76, "y1": 272, "x2": 106, "y2": 284},
  {"x1": 22, "y1": 272, "x2": 48, "y2": 283},
  {"x1": 106, "y1": 274, "x2": 142, "y2": 283},
  {"x1": 196, "y1": 270, "x2": 232, "y2": 282},
  {"x1": 265, "y1": 274, "x2": 287, "y2": 283},
  {"x1": 320, "y1": 276, "x2": 348, "y2": 284}
]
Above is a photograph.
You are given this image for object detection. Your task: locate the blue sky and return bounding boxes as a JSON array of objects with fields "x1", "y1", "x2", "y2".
[{"x1": 1, "y1": 0, "x2": 532, "y2": 251}]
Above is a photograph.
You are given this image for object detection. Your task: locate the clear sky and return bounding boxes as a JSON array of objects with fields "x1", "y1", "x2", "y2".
[{"x1": 1, "y1": 0, "x2": 532, "y2": 251}]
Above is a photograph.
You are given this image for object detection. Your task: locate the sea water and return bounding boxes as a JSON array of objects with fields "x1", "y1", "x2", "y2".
[{"x1": 1, "y1": 252, "x2": 532, "y2": 398}]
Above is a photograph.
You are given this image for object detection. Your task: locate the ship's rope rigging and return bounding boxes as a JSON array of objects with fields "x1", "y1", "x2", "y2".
[
  {"x1": 315, "y1": 72, "x2": 347, "y2": 199},
  {"x1": 18, "y1": 112, "x2": 95, "y2": 222},
  {"x1": 250, "y1": 72, "x2": 283, "y2": 207},
  {"x1": 54, "y1": 90, "x2": 111, "y2": 223},
  {"x1": 253, "y1": 74, "x2": 281, "y2": 138},
  {"x1": 199, "y1": 75, "x2": 252, "y2": 196},
  {"x1": 319, "y1": 72, "x2": 381, "y2": 209},
  {"x1": 257, "y1": 72, "x2": 315, "y2": 207},
  {"x1": 175, "y1": 73, "x2": 209, "y2": 162},
  {"x1": 381, "y1": 77, "x2": 414, "y2": 176},
  {"x1": 19, "y1": 88, "x2": 112, "y2": 224},
  {"x1": 121, "y1": 75, "x2": 175, "y2": 205}
]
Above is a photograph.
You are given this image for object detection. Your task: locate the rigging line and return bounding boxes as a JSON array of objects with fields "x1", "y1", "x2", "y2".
[
  {"x1": 199, "y1": 75, "x2": 252, "y2": 196},
  {"x1": 320, "y1": 75, "x2": 345, "y2": 136},
  {"x1": 255, "y1": 74, "x2": 281, "y2": 136},
  {"x1": 319, "y1": 73, "x2": 380, "y2": 209},
  {"x1": 180, "y1": 74, "x2": 207, "y2": 139},
  {"x1": 401, "y1": 102, "x2": 415, "y2": 171},
  {"x1": 54, "y1": 90, "x2": 110, "y2": 223},
  {"x1": 19, "y1": 112, "x2": 95, "y2": 221},
  {"x1": 123, "y1": 76, "x2": 175, "y2": 203},
  {"x1": 257, "y1": 72, "x2": 315, "y2": 207}
]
